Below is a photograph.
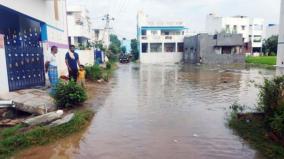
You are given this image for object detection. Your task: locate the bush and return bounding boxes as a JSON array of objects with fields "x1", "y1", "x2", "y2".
[
  {"x1": 53, "y1": 80, "x2": 87, "y2": 108},
  {"x1": 270, "y1": 110, "x2": 284, "y2": 136},
  {"x1": 258, "y1": 76, "x2": 284, "y2": 117},
  {"x1": 85, "y1": 64, "x2": 102, "y2": 81},
  {"x1": 106, "y1": 62, "x2": 112, "y2": 70}
]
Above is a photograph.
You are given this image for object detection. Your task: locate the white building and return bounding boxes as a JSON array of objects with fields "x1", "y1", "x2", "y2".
[
  {"x1": 67, "y1": 5, "x2": 92, "y2": 48},
  {"x1": 0, "y1": 0, "x2": 69, "y2": 93},
  {"x1": 0, "y1": 1, "x2": 94, "y2": 94},
  {"x1": 137, "y1": 11, "x2": 186, "y2": 63},
  {"x1": 277, "y1": 0, "x2": 284, "y2": 66},
  {"x1": 92, "y1": 28, "x2": 110, "y2": 48},
  {"x1": 265, "y1": 24, "x2": 279, "y2": 39},
  {"x1": 206, "y1": 14, "x2": 264, "y2": 53}
]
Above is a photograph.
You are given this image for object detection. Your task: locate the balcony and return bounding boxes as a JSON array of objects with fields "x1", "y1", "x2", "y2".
[{"x1": 140, "y1": 35, "x2": 184, "y2": 42}]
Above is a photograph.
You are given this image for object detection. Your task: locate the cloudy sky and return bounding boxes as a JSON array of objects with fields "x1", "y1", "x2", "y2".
[{"x1": 68, "y1": 0, "x2": 281, "y2": 39}]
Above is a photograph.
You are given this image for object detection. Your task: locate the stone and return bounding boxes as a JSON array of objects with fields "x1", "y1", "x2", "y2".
[
  {"x1": 47, "y1": 113, "x2": 74, "y2": 127},
  {"x1": 0, "y1": 119, "x2": 21, "y2": 126},
  {"x1": 0, "y1": 89, "x2": 57, "y2": 115},
  {"x1": 23, "y1": 110, "x2": 64, "y2": 126}
]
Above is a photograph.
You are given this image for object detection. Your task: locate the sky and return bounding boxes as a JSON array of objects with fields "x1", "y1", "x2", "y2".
[{"x1": 67, "y1": 0, "x2": 281, "y2": 39}]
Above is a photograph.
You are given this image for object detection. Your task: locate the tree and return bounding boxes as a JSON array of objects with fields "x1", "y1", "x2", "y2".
[
  {"x1": 109, "y1": 43, "x2": 121, "y2": 54},
  {"x1": 131, "y1": 39, "x2": 139, "y2": 61},
  {"x1": 121, "y1": 46, "x2": 127, "y2": 54},
  {"x1": 110, "y1": 34, "x2": 121, "y2": 48},
  {"x1": 95, "y1": 42, "x2": 106, "y2": 52},
  {"x1": 263, "y1": 36, "x2": 278, "y2": 56}
]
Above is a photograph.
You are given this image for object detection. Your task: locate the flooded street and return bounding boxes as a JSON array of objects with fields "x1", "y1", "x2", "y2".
[{"x1": 16, "y1": 64, "x2": 276, "y2": 159}]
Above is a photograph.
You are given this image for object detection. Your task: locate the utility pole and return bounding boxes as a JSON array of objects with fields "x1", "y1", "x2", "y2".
[{"x1": 102, "y1": 14, "x2": 115, "y2": 48}]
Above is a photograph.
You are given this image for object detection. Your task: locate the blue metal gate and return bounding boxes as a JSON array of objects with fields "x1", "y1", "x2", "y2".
[{"x1": 4, "y1": 29, "x2": 45, "y2": 91}]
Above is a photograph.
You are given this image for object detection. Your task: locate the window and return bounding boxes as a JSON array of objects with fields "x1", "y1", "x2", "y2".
[
  {"x1": 161, "y1": 31, "x2": 170, "y2": 35},
  {"x1": 225, "y1": 25, "x2": 230, "y2": 33},
  {"x1": 233, "y1": 25, "x2": 237, "y2": 33},
  {"x1": 54, "y1": 0, "x2": 59, "y2": 20},
  {"x1": 164, "y1": 43, "x2": 176, "y2": 52},
  {"x1": 142, "y1": 43, "x2": 148, "y2": 53},
  {"x1": 253, "y1": 35, "x2": 262, "y2": 43},
  {"x1": 178, "y1": 43, "x2": 184, "y2": 52},
  {"x1": 151, "y1": 31, "x2": 158, "y2": 35},
  {"x1": 150, "y1": 43, "x2": 162, "y2": 52},
  {"x1": 241, "y1": 25, "x2": 246, "y2": 30},
  {"x1": 141, "y1": 30, "x2": 146, "y2": 36}
]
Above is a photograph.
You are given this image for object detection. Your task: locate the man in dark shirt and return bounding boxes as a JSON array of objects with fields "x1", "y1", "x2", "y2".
[{"x1": 65, "y1": 45, "x2": 80, "y2": 81}]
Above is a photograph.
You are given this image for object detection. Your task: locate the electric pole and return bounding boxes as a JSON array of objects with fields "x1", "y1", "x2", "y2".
[{"x1": 102, "y1": 14, "x2": 115, "y2": 48}]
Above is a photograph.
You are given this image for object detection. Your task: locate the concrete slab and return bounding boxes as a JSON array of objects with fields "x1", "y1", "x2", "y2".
[{"x1": 0, "y1": 89, "x2": 57, "y2": 115}]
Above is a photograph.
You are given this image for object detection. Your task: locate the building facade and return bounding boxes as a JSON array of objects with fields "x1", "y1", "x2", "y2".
[
  {"x1": 137, "y1": 11, "x2": 186, "y2": 63},
  {"x1": 67, "y1": 5, "x2": 92, "y2": 48},
  {"x1": 206, "y1": 14, "x2": 264, "y2": 53},
  {"x1": 92, "y1": 28, "x2": 110, "y2": 48},
  {"x1": 277, "y1": 0, "x2": 284, "y2": 66},
  {"x1": 0, "y1": 0, "x2": 69, "y2": 93},
  {"x1": 184, "y1": 33, "x2": 245, "y2": 65}
]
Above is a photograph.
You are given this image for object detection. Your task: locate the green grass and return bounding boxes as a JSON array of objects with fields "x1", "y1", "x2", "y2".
[
  {"x1": 228, "y1": 115, "x2": 284, "y2": 159},
  {"x1": 85, "y1": 62, "x2": 116, "y2": 82},
  {"x1": 245, "y1": 56, "x2": 276, "y2": 66},
  {"x1": 0, "y1": 110, "x2": 94, "y2": 159}
]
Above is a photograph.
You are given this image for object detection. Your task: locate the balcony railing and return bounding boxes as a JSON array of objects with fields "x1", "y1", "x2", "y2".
[{"x1": 140, "y1": 35, "x2": 183, "y2": 42}]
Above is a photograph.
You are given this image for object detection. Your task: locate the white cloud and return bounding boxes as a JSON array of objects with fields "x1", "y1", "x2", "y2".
[{"x1": 68, "y1": 0, "x2": 281, "y2": 39}]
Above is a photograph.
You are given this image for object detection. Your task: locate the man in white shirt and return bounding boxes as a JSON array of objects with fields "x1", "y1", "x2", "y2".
[{"x1": 45, "y1": 46, "x2": 59, "y2": 95}]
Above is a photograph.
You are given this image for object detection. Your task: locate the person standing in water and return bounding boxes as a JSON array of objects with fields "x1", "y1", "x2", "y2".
[{"x1": 65, "y1": 45, "x2": 80, "y2": 81}]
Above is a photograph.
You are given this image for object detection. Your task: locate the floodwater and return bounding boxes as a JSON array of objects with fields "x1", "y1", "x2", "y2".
[{"x1": 15, "y1": 64, "x2": 277, "y2": 159}]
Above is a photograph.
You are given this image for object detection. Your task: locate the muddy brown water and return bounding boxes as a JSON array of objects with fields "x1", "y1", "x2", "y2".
[{"x1": 14, "y1": 64, "x2": 276, "y2": 159}]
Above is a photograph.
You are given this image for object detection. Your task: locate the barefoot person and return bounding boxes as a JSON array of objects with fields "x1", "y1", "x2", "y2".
[
  {"x1": 78, "y1": 65, "x2": 86, "y2": 88},
  {"x1": 45, "y1": 46, "x2": 59, "y2": 95},
  {"x1": 65, "y1": 45, "x2": 80, "y2": 81}
]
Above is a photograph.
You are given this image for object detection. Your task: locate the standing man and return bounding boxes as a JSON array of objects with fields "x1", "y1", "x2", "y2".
[
  {"x1": 65, "y1": 45, "x2": 80, "y2": 81},
  {"x1": 45, "y1": 46, "x2": 59, "y2": 95}
]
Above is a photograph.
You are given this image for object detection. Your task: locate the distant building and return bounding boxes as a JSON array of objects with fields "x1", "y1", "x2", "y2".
[
  {"x1": 265, "y1": 24, "x2": 279, "y2": 39},
  {"x1": 184, "y1": 33, "x2": 245, "y2": 65},
  {"x1": 92, "y1": 28, "x2": 110, "y2": 48},
  {"x1": 206, "y1": 14, "x2": 264, "y2": 53},
  {"x1": 277, "y1": 0, "x2": 284, "y2": 66},
  {"x1": 137, "y1": 11, "x2": 187, "y2": 63},
  {"x1": 67, "y1": 5, "x2": 92, "y2": 48},
  {"x1": 0, "y1": 0, "x2": 69, "y2": 93}
]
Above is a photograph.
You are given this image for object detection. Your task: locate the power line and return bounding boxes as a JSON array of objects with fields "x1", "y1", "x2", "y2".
[{"x1": 101, "y1": 14, "x2": 115, "y2": 47}]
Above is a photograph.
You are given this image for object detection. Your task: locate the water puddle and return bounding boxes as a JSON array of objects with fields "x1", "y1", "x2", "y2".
[{"x1": 15, "y1": 64, "x2": 274, "y2": 159}]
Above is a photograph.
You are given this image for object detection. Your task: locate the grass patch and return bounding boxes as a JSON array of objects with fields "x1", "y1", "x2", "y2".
[
  {"x1": 229, "y1": 116, "x2": 284, "y2": 159},
  {"x1": 245, "y1": 56, "x2": 276, "y2": 66},
  {"x1": 246, "y1": 63, "x2": 276, "y2": 70},
  {"x1": 0, "y1": 110, "x2": 94, "y2": 159},
  {"x1": 85, "y1": 62, "x2": 116, "y2": 82}
]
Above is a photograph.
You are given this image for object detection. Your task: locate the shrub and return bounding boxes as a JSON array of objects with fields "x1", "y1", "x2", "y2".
[
  {"x1": 85, "y1": 64, "x2": 102, "y2": 81},
  {"x1": 270, "y1": 110, "x2": 284, "y2": 136},
  {"x1": 258, "y1": 76, "x2": 284, "y2": 117},
  {"x1": 230, "y1": 102, "x2": 247, "y2": 113},
  {"x1": 53, "y1": 80, "x2": 87, "y2": 108},
  {"x1": 106, "y1": 62, "x2": 112, "y2": 70}
]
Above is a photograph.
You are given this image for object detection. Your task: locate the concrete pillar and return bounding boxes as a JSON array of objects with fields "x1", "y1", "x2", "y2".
[
  {"x1": 0, "y1": 34, "x2": 10, "y2": 93},
  {"x1": 277, "y1": 0, "x2": 284, "y2": 66},
  {"x1": 175, "y1": 43, "x2": 178, "y2": 52}
]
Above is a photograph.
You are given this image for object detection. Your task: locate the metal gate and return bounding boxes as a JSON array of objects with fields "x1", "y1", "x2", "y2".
[{"x1": 4, "y1": 29, "x2": 45, "y2": 91}]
